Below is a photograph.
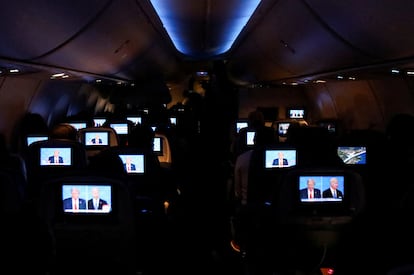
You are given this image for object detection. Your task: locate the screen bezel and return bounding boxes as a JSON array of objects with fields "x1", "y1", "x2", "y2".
[
  {"x1": 27, "y1": 135, "x2": 49, "y2": 146},
  {"x1": 169, "y1": 117, "x2": 177, "y2": 125},
  {"x1": 40, "y1": 147, "x2": 72, "y2": 166},
  {"x1": 61, "y1": 184, "x2": 112, "y2": 214},
  {"x1": 319, "y1": 121, "x2": 337, "y2": 134},
  {"x1": 287, "y1": 108, "x2": 306, "y2": 119},
  {"x1": 337, "y1": 146, "x2": 367, "y2": 165},
  {"x1": 110, "y1": 123, "x2": 129, "y2": 135},
  {"x1": 153, "y1": 136, "x2": 163, "y2": 156},
  {"x1": 126, "y1": 116, "x2": 142, "y2": 126},
  {"x1": 93, "y1": 118, "x2": 107, "y2": 127},
  {"x1": 57, "y1": 182, "x2": 117, "y2": 224},
  {"x1": 265, "y1": 148, "x2": 297, "y2": 169},
  {"x1": 118, "y1": 154, "x2": 145, "y2": 174},
  {"x1": 293, "y1": 171, "x2": 350, "y2": 216},
  {"x1": 68, "y1": 122, "x2": 87, "y2": 131},
  {"x1": 236, "y1": 121, "x2": 248, "y2": 133},
  {"x1": 84, "y1": 131, "x2": 110, "y2": 147},
  {"x1": 277, "y1": 122, "x2": 290, "y2": 137}
]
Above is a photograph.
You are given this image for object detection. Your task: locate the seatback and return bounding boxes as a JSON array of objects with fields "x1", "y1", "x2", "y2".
[
  {"x1": 231, "y1": 143, "x2": 297, "y2": 256},
  {"x1": 154, "y1": 132, "x2": 172, "y2": 166},
  {"x1": 272, "y1": 166, "x2": 365, "y2": 272},
  {"x1": 106, "y1": 146, "x2": 177, "y2": 207},
  {"x1": 104, "y1": 119, "x2": 134, "y2": 147},
  {"x1": 37, "y1": 174, "x2": 136, "y2": 271},
  {"x1": 24, "y1": 139, "x2": 88, "y2": 202},
  {"x1": 77, "y1": 126, "x2": 119, "y2": 159}
]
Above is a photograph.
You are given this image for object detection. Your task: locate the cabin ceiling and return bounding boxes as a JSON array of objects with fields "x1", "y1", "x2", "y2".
[{"x1": 1, "y1": 0, "x2": 414, "y2": 90}]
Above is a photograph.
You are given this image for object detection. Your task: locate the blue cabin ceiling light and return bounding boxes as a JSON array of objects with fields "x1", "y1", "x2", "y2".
[{"x1": 149, "y1": 0, "x2": 261, "y2": 58}]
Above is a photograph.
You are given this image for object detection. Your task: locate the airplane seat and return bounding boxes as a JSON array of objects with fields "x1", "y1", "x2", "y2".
[
  {"x1": 103, "y1": 118, "x2": 134, "y2": 147},
  {"x1": 94, "y1": 145, "x2": 177, "y2": 273},
  {"x1": 382, "y1": 113, "x2": 414, "y2": 209},
  {"x1": 37, "y1": 174, "x2": 137, "y2": 272},
  {"x1": 286, "y1": 125, "x2": 344, "y2": 168},
  {"x1": 230, "y1": 129, "x2": 281, "y2": 257},
  {"x1": 266, "y1": 167, "x2": 366, "y2": 274},
  {"x1": 231, "y1": 110, "x2": 276, "y2": 161},
  {"x1": 49, "y1": 122, "x2": 79, "y2": 141},
  {"x1": 337, "y1": 128, "x2": 389, "y2": 214},
  {"x1": 77, "y1": 126, "x2": 119, "y2": 159},
  {"x1": 11, "y1": 112, "x2": 50, "y2": 155},
  {"x1": 386, "y1": 264, "x2": 414, "y2": 275},
  {"x1": 103, "y1": 145, "x2": 178, "y2": 218},
  {"x1": 24, "y1": 139, "x2": 89, "y2": 204},
  {"x1": 154, "y1": 132, "x2": 173, "y2": 167}
]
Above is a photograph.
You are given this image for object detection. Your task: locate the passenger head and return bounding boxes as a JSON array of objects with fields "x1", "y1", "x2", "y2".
[
  {"x1": 247, "y1": 110, "x2": 265, "y2": 129},
  {"x1": 87, "y1": 148, "x2": 127, "y2": 179},
  {"x1": 286, "y1": 125, "x2": 343, "y2": 167},
  {"x1": 49, "y1": 123, "x2": 78, "y2": 141},
  {"x1": 386, "y1": 113, "x2": 414, "y2": 144},
  {"x1": 253, "y1": 126, "x2": 276, "y2": 146},
  {"x1": 127, "y1": 123, "x2": 155, "y2": 150}
]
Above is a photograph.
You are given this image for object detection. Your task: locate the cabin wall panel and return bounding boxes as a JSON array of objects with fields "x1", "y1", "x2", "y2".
[
  {"x1": 304, "y1": 77, "x2": 414, "y2": 132},
  {"x1": 368, "y1": 77, "x2": 414, "y2": 126},
  {"x1": 321, "y1": 81, "x2": 383, "y2": 130},
  {"x1": 238, "y1": 86, "x2": 308, "y2": 119},
  {"x1": 306, "y1": 84, "x2": 337, "y2": 122},
  {"x1": 0, "y1": 77, "x2": 41, "y2": 143}
]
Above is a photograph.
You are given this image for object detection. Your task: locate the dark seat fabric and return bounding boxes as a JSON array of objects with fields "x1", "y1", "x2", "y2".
[
  {"x1": 37, "y1": 174, "x2": 137, "y2": 272},
  {"x1": 24, "y1": 139, "x2": 88, "y2": 203}
]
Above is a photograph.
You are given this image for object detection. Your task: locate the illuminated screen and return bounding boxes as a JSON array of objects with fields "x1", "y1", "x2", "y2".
[
  {"x1": 288, "y1": 109, "x2": 305, "y2": 119},
  {"x1": 110, "y1": 123, "x2": 128, "y2": 135},
  {"x1": 319, "y1": 122, "x2": 336, "y2": 134},
  {"x1": 236, "y1": 122, "x2": 248, "y2": 133},
  {"x1": 85, "y1": 132, "x2": 109, "y2": 146},
  {"x1": 153, "y1": 137, "x2": 162, "y2": 154},
  {"x1": 278, "y1": 122, "x2": 290, "y2": 136},
  {"x1": 69, "y1": 122, "x2": 87, "y2": 130},
  {"x1": 246, "y1": 131, "x2": 255, "y2": 145},
  {"x1": 265, "y1": 149, "x2": 297, "y2": 168},
  {"x1": 119, "y1": 154, "x2": 144, "y2": 174},
  {"x1": 27, "y1": 135, "x2": 48, "y2": 146},
  {"x1": 40, "y1": 147, "x2": 72, "y2": 166},
  {"x1": 337, "y1": 146, "x2": 367, "y2": 165},
  {"x1": 127, "y1": 116, "x2": 142, "y2": 126},
  {"x1": 62, "y1": 184, "x2": 112, "y2": 213},
  {"x1": 298, "y1": 175, "x2": 344, "y2": 203},
  {"x1": 93, "y1": 118, "x2": 106, "y2": 127},
  {"x1": 169, "y1": 117, "x2": 177, "y2": 125}
]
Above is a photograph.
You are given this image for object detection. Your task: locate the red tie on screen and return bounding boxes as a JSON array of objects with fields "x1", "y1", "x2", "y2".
[
  {"x1": 74, "y1": 201, "x2": 78, "y2": 210},
  {"x1": 309, "y1": 191, "x2": 313, "y2": 199}
]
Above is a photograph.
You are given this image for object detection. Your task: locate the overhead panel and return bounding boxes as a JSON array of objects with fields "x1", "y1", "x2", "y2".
[{"x1": 149, "y1": 0, "x2": 261, "y2": 57}]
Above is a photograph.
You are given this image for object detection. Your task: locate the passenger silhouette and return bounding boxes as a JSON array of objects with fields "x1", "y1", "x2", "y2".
[{"x1": 49, "y1": 123, "x2": 78, "y2": 141}]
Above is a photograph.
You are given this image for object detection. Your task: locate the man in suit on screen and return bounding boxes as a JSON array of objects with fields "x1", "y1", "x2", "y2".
[
  {"x1": 123, "y1": 156, "x2": 136, "y2": 173},
  {"x1": 300, "y1": 178, "x2": 321, "y2": 199},
  {"x1": 322, "y1": 177, "x2": 343, "y2": 199},
  {"x1": 87, "y1": 187, "x2": 108, "y2": 210},
  {"x1": 48, "y1": 150, "x2": 64, "y2": 164},
  {"x1": 63, "y1": 187, "x2": 87, "y2": 211},
  {"x1": 272, "y1": 152, "x2": 289, "y2": 167}
]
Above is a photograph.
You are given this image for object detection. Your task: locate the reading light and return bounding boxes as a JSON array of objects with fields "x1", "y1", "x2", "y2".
[{"x1": 149, "y1": 0, "x2": 261, "y2": 57}]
